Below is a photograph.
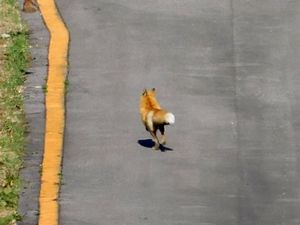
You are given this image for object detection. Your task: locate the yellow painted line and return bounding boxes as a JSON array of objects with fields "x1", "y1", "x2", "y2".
[{"x1": 37, "y1": 0, "x2": 69, "y2": 224}]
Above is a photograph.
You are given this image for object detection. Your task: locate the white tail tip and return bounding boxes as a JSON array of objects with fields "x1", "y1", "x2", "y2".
[{"x1": 165, "y1": 113, "x2": 175, "y2": 124}]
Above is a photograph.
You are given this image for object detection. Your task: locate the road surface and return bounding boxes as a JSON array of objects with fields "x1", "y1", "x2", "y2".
[{"x1": 57, "y1": 1, "x2": 300, "y2": 224}]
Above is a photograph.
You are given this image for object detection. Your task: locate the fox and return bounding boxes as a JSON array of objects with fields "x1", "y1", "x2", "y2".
[
  {"x1": 140, "y1": 88, "x2": 175, "y2": 150},
  {"x1": 23, "y1": 0, "x2": 39, "y2": 13}
]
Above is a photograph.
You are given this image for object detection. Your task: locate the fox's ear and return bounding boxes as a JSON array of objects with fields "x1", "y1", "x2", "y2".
[
  {"x1": 142, "y1": 89, "x2": 147, "y2": 96},
  {"x1": 152, "y1": 88, "x2": 156, "y2": 92}
]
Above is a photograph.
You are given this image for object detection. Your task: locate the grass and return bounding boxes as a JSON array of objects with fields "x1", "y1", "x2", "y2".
[
  {"x1": 64, "y1": 78, "x2": 69, "y2": 95},
  {"x1": 0, "y1": 0, "x2": 29, "y2": 224}
]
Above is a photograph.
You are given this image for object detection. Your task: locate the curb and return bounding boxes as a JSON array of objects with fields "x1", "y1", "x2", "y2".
[{"x1": 37, "y1": 0, "x2": 69, "y2": 224}]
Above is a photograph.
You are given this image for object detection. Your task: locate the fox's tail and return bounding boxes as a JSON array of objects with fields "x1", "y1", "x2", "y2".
[
  {"x1": 146, "y1": 111, "x2": 175, "y2": 131},
  {"x1": 165, "y1": 112, "x2": 175, "y2": 125}
]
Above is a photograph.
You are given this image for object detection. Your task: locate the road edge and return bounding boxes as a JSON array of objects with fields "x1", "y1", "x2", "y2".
[{"x1": 17, "y1": 1, "x2": 48, "y2": 224}]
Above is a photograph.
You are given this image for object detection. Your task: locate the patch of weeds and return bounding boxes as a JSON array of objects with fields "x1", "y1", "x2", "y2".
[
  {"x1": 0, "y1": 0, "x2": 30, "y2": 223},
  {"x1": 0, "y1": 211, "x2": 22, "y2": 225},
  {"x1": 42, "y1": 84, "x2": 47, "y2": 93},
  {"x1": 64, "y1": 78, "x2": 69, "y2": 95},
  {"x1": 0, "y1": 0, "x2": 25, "y2": 35}
]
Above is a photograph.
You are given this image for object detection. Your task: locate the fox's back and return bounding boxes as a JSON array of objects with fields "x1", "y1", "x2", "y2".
[{"x1": 140, "y1": 91, "x2": 161, "y2": 122}]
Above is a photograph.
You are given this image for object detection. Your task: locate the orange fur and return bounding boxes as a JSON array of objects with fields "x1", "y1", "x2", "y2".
[
  {"x1": 23, "y1": 0, "x2": 39, "y2": 13},
  {"x1": 140, "y1": 88, "x2": 174, "y2": 150}
]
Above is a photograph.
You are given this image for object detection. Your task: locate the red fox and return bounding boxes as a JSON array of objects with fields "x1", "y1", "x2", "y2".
[
  {"x1": 23, "y1": 0, "x2": 39, "y2": 13},
  {"x1": 140, "y1": 88, "x2": 175, "y2": 150}
]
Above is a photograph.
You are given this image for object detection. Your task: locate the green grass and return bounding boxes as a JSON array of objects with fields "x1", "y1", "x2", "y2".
[
  {"x1": 42, "y1": 83, "x2": 47, "y2": 93},
  {"x1": 64, "y1": 78, "x2": 69, "y2": 95},
  {"x1": 0, "y1": 0, "x2": 30, "y2": 224}
]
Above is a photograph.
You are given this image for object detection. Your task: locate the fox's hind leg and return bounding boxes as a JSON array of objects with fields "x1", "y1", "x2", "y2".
[
  {"x1": 149, "y1": 129, "x2": 160, "y2": 150},
  {"x1": 146, "y1": 111, "x2": 160, "y2": 150},
  {"x1": 158, "y1": 125, "x2": 166, "y2": 145}
]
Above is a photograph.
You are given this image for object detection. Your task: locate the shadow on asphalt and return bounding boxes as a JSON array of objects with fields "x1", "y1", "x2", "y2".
[{"x1": 137, "y1": 139, "x2": 173, "y2": 152}]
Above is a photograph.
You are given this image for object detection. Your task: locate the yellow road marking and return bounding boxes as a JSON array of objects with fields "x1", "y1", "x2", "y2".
[{"x1": 37, "y1": 0, "x2": 69, "y2": 224}]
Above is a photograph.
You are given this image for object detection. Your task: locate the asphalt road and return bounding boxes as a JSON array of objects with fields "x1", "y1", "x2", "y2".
[{"x1": 57, "y1": 1, "x2": 300, "y2": 225}]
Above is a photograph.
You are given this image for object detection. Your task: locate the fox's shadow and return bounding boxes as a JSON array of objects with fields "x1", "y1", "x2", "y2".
[{"x1": 138, "y1": 139, "x2": 173, "y2": 152}]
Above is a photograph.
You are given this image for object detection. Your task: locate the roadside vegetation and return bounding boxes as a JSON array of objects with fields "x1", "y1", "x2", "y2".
[{"x1": 0, "y1": 0, "x2": 29, "y2": 224}]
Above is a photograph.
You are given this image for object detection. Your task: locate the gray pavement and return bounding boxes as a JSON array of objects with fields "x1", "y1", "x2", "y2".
[
  {"x1": 18, "y1": 5, "x2": 49, "y2": 225},
  {"x1": 57, "y1": 1, "x2": 300, "y2": 225}
]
